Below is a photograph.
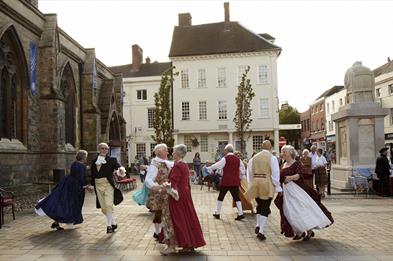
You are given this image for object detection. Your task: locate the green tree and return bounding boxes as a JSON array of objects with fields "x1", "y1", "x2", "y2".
[
  {"x1": 279, "y1": 103, "x2": 301, "y2": 148},
  {"x1": 151, "y1": 67, "x2": 177, "y2": 149},
  {"x1": 233, "y1": 66, "x2": 255, "y2": 155}
]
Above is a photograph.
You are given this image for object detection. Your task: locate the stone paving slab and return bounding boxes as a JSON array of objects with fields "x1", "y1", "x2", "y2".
[{"x1": 1, "y1": 181, "x2": 393, "y2": 260}]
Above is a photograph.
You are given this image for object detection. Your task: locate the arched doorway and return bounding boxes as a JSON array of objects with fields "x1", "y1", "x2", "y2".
[
  {"x1": 60, "y1": 62, "x2": 76, "y2": 146},
  {"x1": 0, "y1": 24, "x2": 28, "y2": 143}
]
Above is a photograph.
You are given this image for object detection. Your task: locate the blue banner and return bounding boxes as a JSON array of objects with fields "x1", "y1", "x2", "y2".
[{"x1": 29, "y1": 42, "x2": 37, "y2": 95}]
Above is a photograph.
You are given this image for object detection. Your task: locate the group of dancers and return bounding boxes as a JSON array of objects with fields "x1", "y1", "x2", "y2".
[{"x1": 34, "y1": 140, "x2": 334, "y2": 255}]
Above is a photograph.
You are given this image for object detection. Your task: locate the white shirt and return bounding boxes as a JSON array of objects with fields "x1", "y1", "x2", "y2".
[
  {"x1": 310, "y1": 152, "x2": 318, "y2": 170},
  {"x1": 206, "y1": 153, "x2": 246, "y2": 180},
  {"x1": 315, "y1": 155, "x2": 327, "y2": 168},
  {"x1": 246, "y1": 150, "x2": 282, "y2": 193},
  {"x1": 144, "y1": 157, "x2": 174, "y2": 189}
]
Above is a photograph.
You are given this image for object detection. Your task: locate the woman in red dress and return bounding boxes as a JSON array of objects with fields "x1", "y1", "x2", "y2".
[
  {"x1": 274, "y1": 145, "x2": 334, "y2": 241},
  {"x1": 161, "y1": 144, "x2": 206, "y2": 255}
]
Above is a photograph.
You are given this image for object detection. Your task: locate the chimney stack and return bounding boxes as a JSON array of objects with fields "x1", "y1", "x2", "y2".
[
  {"x1": 145, "y1": 57, "x2": 151, "y2": 64},
  {"x1": 388, "y1": 57, "x2": 391, "y2": 62},
  {"x1": 224, "y1": 2, "x2": 230, "y2": 22},
  {"x1": 131, "y1": 44, "x2": 143, "y2": 72},
  {"x1": 178, "y1": 13, "x2": 192, "y2": 26}
]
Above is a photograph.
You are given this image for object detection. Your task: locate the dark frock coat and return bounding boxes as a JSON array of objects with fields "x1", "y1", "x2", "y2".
[{"x1": 91, "y1": 155, "x2": 123, "y2": 208}]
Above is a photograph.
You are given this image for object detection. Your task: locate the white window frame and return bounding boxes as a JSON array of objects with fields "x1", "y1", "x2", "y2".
[
  {"x1": 257, "y1": 65, "x2": 268, "y2": 84},
  {"x1": 184, "y1": 135, "x2": 192, "y2": 152},
  {"x1": 326, "y1": 103, "x2": 330, "y2": 114},
  {"x1": 376, "y1": 88, "x2": 381, "y2": 98},
  {"x1": 259, "y1": 98, "x2": 270, "y2": 119},
  {"x1": 147, "y1": 108, "x2": 155, "y2": 129},
  {"x1": 136, "y1": 143, "x2": 146, "y2": 158},
  {"x1": 217, "y1": 67, "x2": 226, "y2": 88},
  {"x1": 339, "y1": 98, "x2": 343, "y2": 107},
  {"x1": 150, "y1": 143, "x2": 156, "y2": 156},
  {"x1": 199, "y1": 101, "x2": 207, "y2": 120},
  {"x1": 136, "y1": 89, "x2": 147, "y2": 101},
  {"x1": 200, "y1": 135, "x2": 208, "y2": 152},
  {"x1": 332, "y1": 100, "x2": 335, "y2": 112},
  {"x1": 218, "y1": 100, "x2": 227, "y2": 120},
  {"x1": 181, "y1": 101, "x2": 190, "y2": 120},
  {"x1": 389, "y1": 84, "x2": 393, "y2": 95},
  {"x1": 237, "y1": 65, "x2": 247, "y2": 85},
  {"x1": 198, "y1": 69, "x2": 207, "y2": 88},
  {"x1": 252, "y1": 136, "x2": 264, "y2": 152},
  {"x1": 181, "y1": 69, "x2": 189, "y2": 88}
]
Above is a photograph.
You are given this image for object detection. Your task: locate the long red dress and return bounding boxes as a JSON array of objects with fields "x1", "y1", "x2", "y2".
[
  {"x1": 274, "y1": 161, "x2": 334, "y2": 237},
  {"x1": 168, "y1": 161, "x2": 206, "y2": 248}
]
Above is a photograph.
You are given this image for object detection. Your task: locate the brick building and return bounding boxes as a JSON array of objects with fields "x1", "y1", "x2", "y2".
[
  {"x1": 300, "y1": 109, "x2": 311, "y2": 148},
  {"x1": 0, "y1": 0, "x2": 126, "y2": 188}
]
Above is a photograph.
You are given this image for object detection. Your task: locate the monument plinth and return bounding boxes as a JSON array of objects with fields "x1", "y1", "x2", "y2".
[{"x1": 331, "y1": 61, "x2": 388, "y2": 189}]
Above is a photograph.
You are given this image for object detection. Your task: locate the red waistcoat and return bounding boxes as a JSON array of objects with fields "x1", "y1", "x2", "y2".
[{"x1": 221, "y1": 154, "x2": 240, "y2": 187}]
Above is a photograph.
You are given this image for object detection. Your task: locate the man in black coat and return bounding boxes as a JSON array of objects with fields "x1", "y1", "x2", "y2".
[
  {"x1": 375, "y1": 147, "x2": 391, "y2": 197},
  {"x1": 91, "y1": 142, "x2": 124, "y2": 233}
]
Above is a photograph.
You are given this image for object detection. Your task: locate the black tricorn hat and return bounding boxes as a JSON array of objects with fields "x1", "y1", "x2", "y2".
[{"x1": 379, "y1": 147, "x2": 389, "y2": 154}]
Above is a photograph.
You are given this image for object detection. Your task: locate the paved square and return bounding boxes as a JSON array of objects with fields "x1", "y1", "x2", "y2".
[{"x1": 1, "y1": 181, "x2": 393, "y2": 261}]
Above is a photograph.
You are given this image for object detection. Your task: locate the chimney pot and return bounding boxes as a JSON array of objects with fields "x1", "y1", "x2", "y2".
[
  {"x1": 178, "y1": 13, "x2": 192, "y2": 26},
  {"x1": 388, "y1": 57, "x2": 391, "y2": 62},
  {"x1": 145, "y1": 57, "x2": 151, "y2": 64},
  {"x1": 224, "y1": 2, "x2": 230, "y2": 22},
  {"x1": 132, "y1": 44, "x2": 143, "y2": 72}
]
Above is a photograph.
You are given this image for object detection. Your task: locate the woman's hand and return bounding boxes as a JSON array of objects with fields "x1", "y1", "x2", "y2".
[{"x1": 284, "y1": 176, "x2": 293, "y2": 184}]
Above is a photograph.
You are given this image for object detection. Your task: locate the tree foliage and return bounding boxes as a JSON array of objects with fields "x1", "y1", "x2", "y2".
[
  {"x1": 151, "y1": 67, "x2": 177, "y2": 149},
  {"x1": 233, "y1": 66, "x2": 255, "y2": 155},
  {"x1": 279, "y1": 104, "x2": 300, "y2": 148}
]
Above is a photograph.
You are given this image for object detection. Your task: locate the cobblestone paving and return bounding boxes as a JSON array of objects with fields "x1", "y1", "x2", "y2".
[{"x1": 1, "y1": 180, "x2": 393, "y2": 261}]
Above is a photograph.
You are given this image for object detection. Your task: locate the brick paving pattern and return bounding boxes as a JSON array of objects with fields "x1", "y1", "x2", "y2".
[{"x1": 1, "y1": 181, "x2": 393, "y2": 261}]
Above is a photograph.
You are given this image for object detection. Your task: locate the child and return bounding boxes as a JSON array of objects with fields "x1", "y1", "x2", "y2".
[{"x1": 139, "y1": 165, "x2": 147, "y2": 183}]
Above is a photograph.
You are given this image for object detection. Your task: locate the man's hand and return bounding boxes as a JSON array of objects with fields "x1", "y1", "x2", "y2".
[{"x1": 284, "y1": 176, "x2": 292, "y2": 184}]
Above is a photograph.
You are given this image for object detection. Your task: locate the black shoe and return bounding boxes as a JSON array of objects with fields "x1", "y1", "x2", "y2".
[
  {"x1": 107, "y1": 226, "x2": 114, "y2": 234},
  {"x1": 254, "y1": 227, "x2": 260, "y2": 234},
  {"x1": 235, "y1": 214, "x2": 245, "y2": 221},
  {"x1": 213, "y1": 214, "x2": 220, "y2": 219},
  {"x1": 303, "y1": 231, "x2": 315, "y2": 241},
  {"x1": 51, "y1": 222, "x2": 64, "y2": 231},
  {"x1": 153, "y1": 233, "x2": 159, "y2": 240},
  {"x1": 257, "y1": 233, "x2": 266, "y2": 241},
  {"x1": 112, "y1": 224, "x2": 118, "y2": 230},
  {"x1": 293, "y1": 232, "x2": 306, "y2": 240}
]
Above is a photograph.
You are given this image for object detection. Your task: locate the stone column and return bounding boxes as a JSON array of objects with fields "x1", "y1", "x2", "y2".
[{"x1": 274, "y1": 129, "x2": 279, "y2": 153}]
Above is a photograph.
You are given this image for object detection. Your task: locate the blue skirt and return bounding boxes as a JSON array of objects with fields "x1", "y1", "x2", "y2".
[
  {"x1": 132, "y1": 183, "x2": 149, "y2": 206},
  {"x1": 35, "y1": 176, "x2": 85, "y2": 224}
]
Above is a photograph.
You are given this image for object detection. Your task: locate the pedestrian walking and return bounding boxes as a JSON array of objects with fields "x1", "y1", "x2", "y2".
[{"x1": 375, "y1": 147, "x2": 391, "y2": 196}]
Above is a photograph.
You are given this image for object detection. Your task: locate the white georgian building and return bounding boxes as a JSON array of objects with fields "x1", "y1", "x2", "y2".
[
  {"x1": 110, "y1": 45, "x2": 171, "y2": 167},
  {"x1": 374, "y1": 59, "x2": 393, "y2": 149},
  {"x1": 169, "y1": 3, "x2": 281, "y2": 162},
  {"x1": 324, "y1": 86, "x2": 346, "y2": 152}
]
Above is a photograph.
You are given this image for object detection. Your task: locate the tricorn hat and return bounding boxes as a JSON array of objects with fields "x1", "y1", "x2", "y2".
[{"x1": 379, "y1": 147, "x2": 389, "y2": 154}]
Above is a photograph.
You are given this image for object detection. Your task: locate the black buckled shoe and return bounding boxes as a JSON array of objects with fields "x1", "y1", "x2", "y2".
[
  {"x1": 107, "y1": 226, "x2": 114, "y2": 234},
  {"x1": 257, "y1": 233, "x2": 266, "y2": 241},
  {"x1": 51, "y1": 222, "x2": 64, "y2": 231},
  {"x1": 254, "y1": 226, "x2": 260, "y2": 234},
  {"x1": 293, "y1": 232, "x2": 306, "y2": 240},
  {"x1": 235, "y1": 214, "x2": 245, "y2": 221},
  {"x1": 153, "y1": 233, "x2": 159, "y2": 240},
  {"x1": 112, "y1": 224, "x2": 118, "y2": 230},
  {"x1": 213, "y1": 213, "x2": 220, "y2": 219}
]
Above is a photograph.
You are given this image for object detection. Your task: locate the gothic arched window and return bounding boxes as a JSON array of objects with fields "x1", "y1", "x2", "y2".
[
  {"x1": 60, "y1": 63, "x2": 76, "y2": 146},
  {"x1": 0, "y1": 25, "x2": 28, "y2": 142}
]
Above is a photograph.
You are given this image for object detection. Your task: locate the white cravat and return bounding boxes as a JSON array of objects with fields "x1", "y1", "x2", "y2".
[{"x1": 95, "y1": 156, "x2": 107, "y2": 165}]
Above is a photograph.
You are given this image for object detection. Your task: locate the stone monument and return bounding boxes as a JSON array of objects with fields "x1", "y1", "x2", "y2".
[{"x1": 331, "y1": 61, "x2": 388, "y2": 189}]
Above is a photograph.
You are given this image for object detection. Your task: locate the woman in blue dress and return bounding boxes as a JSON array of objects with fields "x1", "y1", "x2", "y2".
[{"x1": 35, "y1": 150, "x2": 91, "y2": 230}]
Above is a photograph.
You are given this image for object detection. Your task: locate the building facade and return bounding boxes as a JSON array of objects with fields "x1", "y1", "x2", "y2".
[
  {"x1": 110, "y1": 45, "x2": 171, "y2": 167},
  {"x1": 309, "y1": 97, "x2": 326, "y2": 150},
  {"x1": 169, "y1": 3, "x2": 281, "y2": 162},
  {"x1": 0, "y1": 0, "x2": 126, "y2": 187},
  {"x1": 300, "y1": 109, "x2": 311, "y2": 148},
  {"x1": 324, "y1": 86, "x2": 346, "y2": 161},
  {"x1": 374, "y1": 60, "x2": 393, "y2": 153}
]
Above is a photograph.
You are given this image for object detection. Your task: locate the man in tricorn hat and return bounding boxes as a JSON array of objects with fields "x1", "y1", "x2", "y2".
[{"x1": 375, "y1": 147, "x2": 391, "y2": 197}]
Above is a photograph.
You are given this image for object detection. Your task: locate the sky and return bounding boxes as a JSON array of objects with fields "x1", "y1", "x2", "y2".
[{"x1": 39, "y1": 0, "x2": 393, "y2": 112}]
